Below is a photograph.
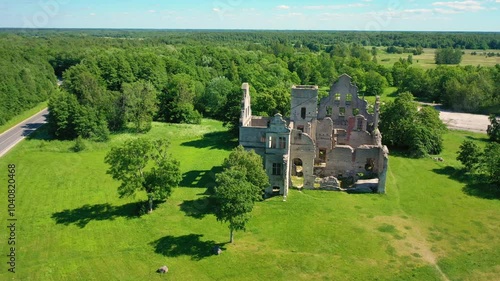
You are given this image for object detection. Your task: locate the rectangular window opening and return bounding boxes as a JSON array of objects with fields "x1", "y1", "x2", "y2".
[
  {"x1": 339, "y1": 107, "x2": 345, "y2": 116},
  {"x1": 326, "y1": 106, "x2": 332, "y2": 116},
  {"x1": 278, "y1": 137, "x2": 286, "y2": 149},
  {"x1": 272, "y1": 163, "x2": 282, "y2": 176},
  {"x1": 301, "y1": 107, "x2": 306, "y2": 119},
  {"x1": 357, "y1": 118, "x2": 364, "y2": 131},
  {"x1": 269, "y1": 136, "x2": 277, "y2": 148},
  {"x1": 319, "y1": 149, "x2": 327, "y2": 162}
]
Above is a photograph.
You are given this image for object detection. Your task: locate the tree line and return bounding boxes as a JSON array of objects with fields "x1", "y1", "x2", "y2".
[
  {"x1": 1, "y1": 30, "x2": 498, "y2": 142},
  {"x1": 0, "y1": 34, "x2": 57, "y2": 126},
  {"x1": 4, "y1": 29, "x2": 499, "y2": 50}
]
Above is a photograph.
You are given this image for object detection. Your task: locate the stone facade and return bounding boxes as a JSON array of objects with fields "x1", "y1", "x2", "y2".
[{"x1": 239, "y1": 74, "x2": 389, "y2": 195}]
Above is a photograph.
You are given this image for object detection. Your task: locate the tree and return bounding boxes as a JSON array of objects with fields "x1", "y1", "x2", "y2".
[
  {"x1": 214, "y1": 146, "x2": 269, "y2": 242},
  {"x1": 364, "y1": 70, "x2": 387, "y2": 96},
  {"x1": 218, "y1": 87, "x2": 245, "y2": 135},
  {"x1": 74, "y1": 104, "x2": 110, "y2": 141},
  {"x1": 122, "y1": 80, "x2": 159, "y2": 132},
  {"x1": 222, "y1": 145, "x2": 269, "y2": 194},
  {"x1": 214, "y1": 168, "x2": 260, "y2": 243},
  {"x1": 48, "y1": 90, "x2": 79, "y2": 140},
  {"x1": 379, "y1": 93, "x2": 446, "y2": 157},
  {"x1": 199, "y1": 77, "x2": 240, "y2": 119},
  {"x1": 482, "y1": 142, "x2": 500, "y2": 186},
  {"x1": 435, "y1": 48, "x2": 463, "y2": 64},
  {"x1": 400, "y1": 67, "x2": 431, "y2": 99},
  {"x1": 105, "y1": 138, "x2": 181, "y2": 213},
  {"x1": 159, "y1": 73, "x2": 202, "y2": 124},
  {"x1": 457, "y1": 140, "x2": 482, "y2": 172},
  {"x1": 487, "y1": 114, "x2": 500, "y2": 143}
]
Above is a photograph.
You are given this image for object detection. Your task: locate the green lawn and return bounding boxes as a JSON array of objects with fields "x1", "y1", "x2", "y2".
[{"x1": 0, "y1": 121, "x2": 499, "y2": 280}]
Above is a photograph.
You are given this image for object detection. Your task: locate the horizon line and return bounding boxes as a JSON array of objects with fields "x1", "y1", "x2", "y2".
[{"x1": 0, "y1": 27, "x2": 499, "y2": 33}]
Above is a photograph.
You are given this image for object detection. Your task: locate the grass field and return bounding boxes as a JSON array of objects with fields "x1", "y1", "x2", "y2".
[
  {"x1": 375, "y1": 47, "x2": 500, "y2": 69},
  {"x1": 0, "y1": 120, "x2": 499, "y2": 280}
]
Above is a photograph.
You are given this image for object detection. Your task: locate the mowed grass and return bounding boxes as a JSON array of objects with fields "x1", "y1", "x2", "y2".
[
  {"x1": 375, "y1": 47, "x2": 500, "y2": 69},
  {"x1": 0, "y1": 121, "x2": 499, "y2": 280}
]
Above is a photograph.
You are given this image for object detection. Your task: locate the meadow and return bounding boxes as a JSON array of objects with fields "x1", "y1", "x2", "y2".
[
  {"x1": 0, "y1": 120, "x2": 499, "y2": 280},
  {"x1": 376, "y1": 48, "x2": 500, "y2": 69}
]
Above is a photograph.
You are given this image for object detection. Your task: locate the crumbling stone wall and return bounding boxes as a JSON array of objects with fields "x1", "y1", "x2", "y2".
[
  {"x1": 238, "y1": 74, "x2": 389, "y2": 196},
  {"x1": 289, "y1": 130, "x2": 316, "y2": 189}
]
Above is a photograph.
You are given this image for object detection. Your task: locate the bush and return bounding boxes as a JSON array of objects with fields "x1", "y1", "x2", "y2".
[
  {"x1": 73, "y1": 136, "x2": 86, "y2": 152},
  {"x1": 457, "y1": 140, "x2": 481, "y2": 172},
  {"x1": 487, "y1": 114, "x2": 500, "y2": 143}
]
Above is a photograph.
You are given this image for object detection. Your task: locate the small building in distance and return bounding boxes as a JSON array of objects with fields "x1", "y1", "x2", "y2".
[{"x1": 239, "y1": 74, "x2": 389, "y2": 196}]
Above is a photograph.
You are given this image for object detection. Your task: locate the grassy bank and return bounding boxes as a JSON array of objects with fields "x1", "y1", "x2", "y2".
[{"x1": 0, "y1": 101, "x2": 47, "y2": 135}]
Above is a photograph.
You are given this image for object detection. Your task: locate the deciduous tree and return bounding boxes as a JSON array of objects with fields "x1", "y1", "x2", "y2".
[
  {"x1": 379, "y1": 93, "x2": 446, "y2": 157},
  {"x1": 435, "y1": 47, "x2": 463, "y2": 64},
  {"x1": 482, "y1": 142, "x2": 500, "y2": 186},
  {"x1": 487, "y1": 114, "x2": 500, "y2": 143},
  {"x1": 457, "y1": 140, "x2": 482, "y2": 172},
  {"x1": 105, "y1": 138, "x2": 181, "y2": 213},
  {"x1": 122, "y1": 80, "x2": 159, "y2": 132},
  {"x1": 214, "y1": 146, "x2": 268, "y2": 242}
]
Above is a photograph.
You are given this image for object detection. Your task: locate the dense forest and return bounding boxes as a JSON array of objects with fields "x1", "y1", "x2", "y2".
[
  {"x1": 0, "y1": 35, "x2": 56, "y2": 125},
  {"x1": 0, "y1": 29, "x2": 499, "y2": 141}
]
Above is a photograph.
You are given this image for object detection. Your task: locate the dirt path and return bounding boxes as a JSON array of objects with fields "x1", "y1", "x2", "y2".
[
  {"x1": 439, "y1": 110, "x2": 490, "y2": 133},
  {"x1": 384, "y1": 169, "x2": 451, "y2": 281}
]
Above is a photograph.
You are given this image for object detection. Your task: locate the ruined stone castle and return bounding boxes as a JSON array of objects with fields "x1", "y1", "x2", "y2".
[{"x1": 239, "y1": 74, "x2": 389, "y2": 196}]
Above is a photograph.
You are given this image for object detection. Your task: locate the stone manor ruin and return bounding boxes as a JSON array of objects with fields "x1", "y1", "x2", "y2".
[{"x1": 239, "y1": 74, "x2": 389, "y2": 196}]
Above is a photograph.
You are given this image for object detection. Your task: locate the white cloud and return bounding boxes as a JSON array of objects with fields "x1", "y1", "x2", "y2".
[
  {"x1": 433, "y1": 8, "x2": 462, "y2": 14},
  {"x1": 404, "y1": 8, "x2": 433, "y2": 13},
  {"x1": 89, "y1": 13, "x2": 96, "y2": 16},
  {"x1": 148, "y1": 10, "x2": 156, "y2": 13},
  {"x1": 304, "y1": 3, "x2": 367, "y2": 10},
  {"x1": 432, "y1": 1, "x2": 485, "y2": 12},
  {"x1": 212, "y1": 7, "x2": 221, "y2": 13},
  {"x1": 276, "y1": 5, "x2": 290, "y2": 10}
]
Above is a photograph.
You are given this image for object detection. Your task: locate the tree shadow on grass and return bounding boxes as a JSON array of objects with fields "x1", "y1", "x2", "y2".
[
  {"x1": 386, "y1": 89, "x2": 399, "y2": 98},
  {"x1": 150, "y1": 234, "x2": 226, "y2": 261},
  {"x1": 180, "y1": 166, "x2": 223, "y2": 191},
  {"x1": 465, "y1": 135, "x2": 490, "y2": 144},
  {"x1": 179, "y1": 197, "x2": 215, "y2": 219},
  {"x1": 181, "y1": 131, "x2": 237, "y2": 150},
  {"x1": 432, "y1": 166, "x2": 500, "y2": 200},
  {"x1": 51, "y1": 201, "x2": 155, "y2": 228}
]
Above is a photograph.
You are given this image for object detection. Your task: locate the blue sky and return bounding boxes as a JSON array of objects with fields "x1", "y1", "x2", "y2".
[{"x1": 1, "y1": 0, "x2": 499, "y2": 31}]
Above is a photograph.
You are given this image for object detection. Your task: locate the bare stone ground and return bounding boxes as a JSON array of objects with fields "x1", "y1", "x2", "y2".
[{"x1": 420, "y1": 104, "x2": 490, "y2": 133}]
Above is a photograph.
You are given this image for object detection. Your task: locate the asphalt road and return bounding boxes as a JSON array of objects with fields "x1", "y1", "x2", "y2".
[{"x1": 0, "y1": 108, "x2": 48, "y2": 157}]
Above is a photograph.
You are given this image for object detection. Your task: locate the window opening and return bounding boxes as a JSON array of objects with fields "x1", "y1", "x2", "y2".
[{"x1": 272, "y1": 163, "x2": 282, "y2": 176}]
